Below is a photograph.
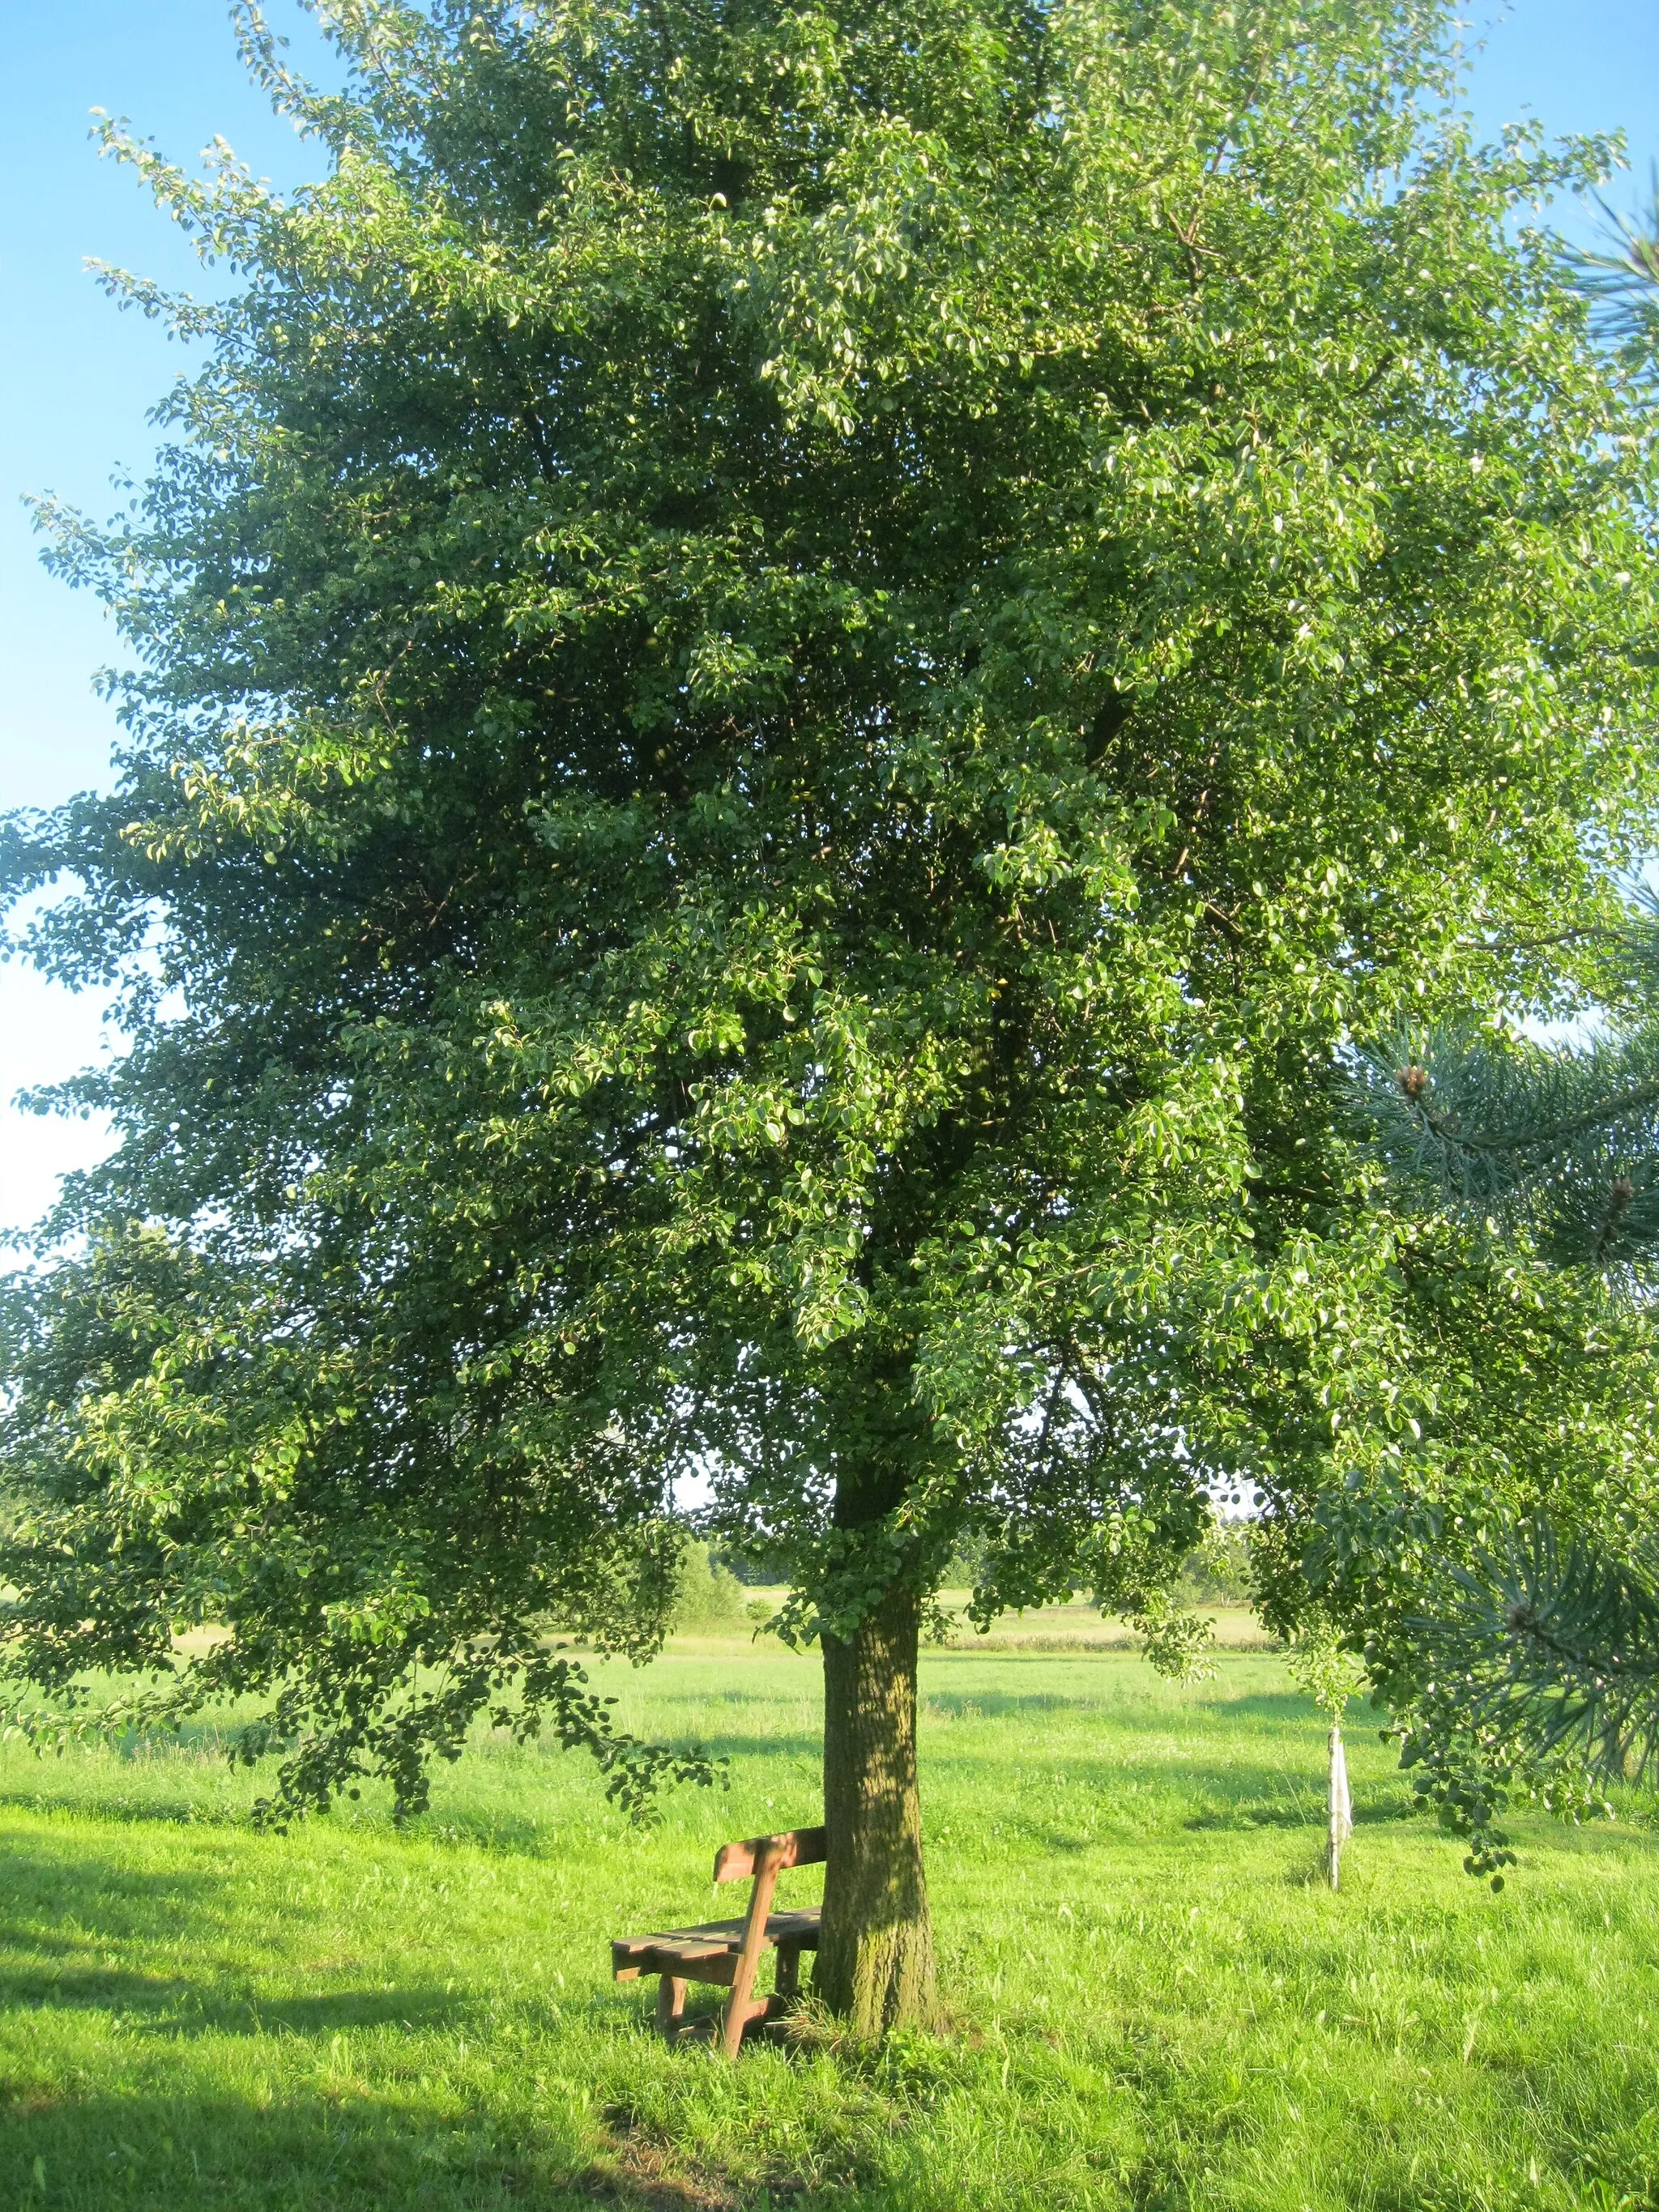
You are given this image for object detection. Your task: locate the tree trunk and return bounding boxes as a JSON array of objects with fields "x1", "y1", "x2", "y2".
[{"x1": 815, "y1": 1581, "x2": 939, "y2": 2034}]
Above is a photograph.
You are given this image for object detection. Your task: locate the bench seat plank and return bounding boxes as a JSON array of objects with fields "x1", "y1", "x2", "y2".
[{"x1": 612, "y1": 1907, "x2": 821, "y2": 1984}]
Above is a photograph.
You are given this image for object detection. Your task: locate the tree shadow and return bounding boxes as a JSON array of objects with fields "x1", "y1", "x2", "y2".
[
  {"x1": 1183, "y1": 1802, "x2": 1314, "y2": 1833},
  {"x1": 1189, "y1": 1690, "x2": 1320, "y2": 1724},
  {"x1": 1181, "y1": 1775, "x2": 1417, "y2": 1835},
  {"x1": 922, "y1": 1690, "x2": 1086, "y2": 1720},
  {"x1": 0, "y1": 1963, "x2": 473, "y2": 2039},
  {"x1": 919, "y1": 1684, "x2": 1324, "y2": 1733},
  {"x1": 0, "y1": 1837, "x2": 731, "y2": 2209},
  {"x1": 651, "y1": 1730, "x2": 822, "y2": 1764},
  {"x1": 0, "y1": 1840, "x2": 480, "y2": 2044},
  {"x1": 0, "y1": 1785, "x2": 250, "y2": 1828},
  {"x1": 0, "y1": 2083, "x2": 630, "y2": 2211}
]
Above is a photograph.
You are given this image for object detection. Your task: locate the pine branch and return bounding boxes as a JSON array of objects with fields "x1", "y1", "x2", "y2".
[
  {"x1": 1409, "y1": 1517, "x2": 1659, "y2": 1787},
  {"x1": 1350, "y1": 1006, "x2": 1659, "y2": 1276},
  {"x1": 1564, "y1": 164, "x2": 1659, "y2": 356}
]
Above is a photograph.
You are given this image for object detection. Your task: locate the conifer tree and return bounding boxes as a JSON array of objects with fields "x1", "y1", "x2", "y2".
[
  {"x1": 1330, "y1": 192, "x2": 1659, "y2": 1879},
  {"x1": 1336, "y1": 946, "x2": 1659, "y2": 1876},
  {"x1": 4, "y1": 0, "x2": 1657, "y2": 2025}
]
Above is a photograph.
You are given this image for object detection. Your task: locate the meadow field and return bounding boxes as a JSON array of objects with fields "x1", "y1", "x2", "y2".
[{"x1": 0, "y1": 1615, "x2": 1653, "y2": 2210}]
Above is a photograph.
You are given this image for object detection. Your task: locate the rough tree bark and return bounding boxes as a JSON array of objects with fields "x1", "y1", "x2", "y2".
[{"x1": 814, "y1": 1580, "x2": 940, "y2": 2034}]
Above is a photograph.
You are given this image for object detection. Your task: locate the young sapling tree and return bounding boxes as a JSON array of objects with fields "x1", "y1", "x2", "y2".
[{"x1": 1286, "y1": 1622, "x2": 1366, "y2": 1890}]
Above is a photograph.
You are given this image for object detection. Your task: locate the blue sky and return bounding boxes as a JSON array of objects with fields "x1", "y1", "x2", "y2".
[{"x1": 2, "y1": 0, "x2": 1657, "y2": 1237}]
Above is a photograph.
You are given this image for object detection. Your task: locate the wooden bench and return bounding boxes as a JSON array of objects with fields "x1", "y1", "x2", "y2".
[{"x1": 612, "y1": 1825, "x2": 825, "y2": 2054}]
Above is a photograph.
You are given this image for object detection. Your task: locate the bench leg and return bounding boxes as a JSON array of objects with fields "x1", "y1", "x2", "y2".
[
  {"x1": 719, "y1": 1963, "x2": 760, "y2": 2057},
  {"x1": 774, "y1": 1944, "x2": 802, "y2": 2001},
  {"x1": 719, "y1": 1846, "x2": 782, "y2": 2057},
  {"x1": 719, "y1": 1993, "x2": 770, "y2": 2053},
  {"x1": 655, "y1": 1975, "x2": 688, "y2": 2040}
]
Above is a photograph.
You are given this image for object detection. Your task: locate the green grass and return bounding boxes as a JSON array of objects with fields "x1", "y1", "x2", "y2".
[{"x1": 0, "y1": 1640, "x2": 1653, "y2": 2210}]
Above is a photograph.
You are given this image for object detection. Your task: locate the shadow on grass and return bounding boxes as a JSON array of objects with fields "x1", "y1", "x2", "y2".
[
  {"x1": 0, "y1": 1788, "x2": 258, "y2": 1832},
  {"x1": 1182, "y1": 1786, "x2": 1419, "y2": 1837},
  {"x1": 0, "y1": 1842, "x2": 484, "y2": 2045},
  {"x1": 1190, "y1": 1690, "x2": 1320, "y2": 1724},
  {"x1": 0, "y1": 1788, "x2": 579, "y2": 1860},
  {"x1": 0, "y1": 1852, "x2": 719, "y2": 2210},
  {"x1": 0, "y1": 1964, "x2": 473, "y2": 2039},
  {"x1": 1183, "y1": 1802, "x2": 1313, "y2": 1833},
  {"x1": 637, "y1": 1732, "x2": 821, "y2": 1766},
  {"x1": 0, "y1": 1779, "x2": 802, "y2": 1871},
  {"x1": 0, "y1": 1839, "x2": 226, "y2": 1932},
  {"x1": 923, "y1": 1690, "x2": 1087, "y2": 1720},
  {"x1": 0, "y1": 2084, "x2": 630, "y2": 2212},
  {"x1": 920, "y1": 1683, "x2": 1323, "y2": 1733}
]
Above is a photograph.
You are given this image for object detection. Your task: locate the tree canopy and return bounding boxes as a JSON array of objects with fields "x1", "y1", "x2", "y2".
[{"x1": 4, "y1": 0, "x2": 1658, "y2": 2024}]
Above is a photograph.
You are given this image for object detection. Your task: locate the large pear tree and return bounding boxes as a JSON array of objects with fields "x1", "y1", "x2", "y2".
[{"x1": 4, "y1": 0, "x2": 1657, "y2": 2032}]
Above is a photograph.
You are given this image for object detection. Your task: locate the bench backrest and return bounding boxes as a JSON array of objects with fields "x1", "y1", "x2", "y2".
[{"x1": 713, "y1": 1825, "x2": 827, "y2": 1884}]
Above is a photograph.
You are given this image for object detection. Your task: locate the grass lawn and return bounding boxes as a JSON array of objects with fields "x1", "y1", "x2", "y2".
[{"x1": 0, "y1": 1627, "x2": 1653, "y2": 2210}]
